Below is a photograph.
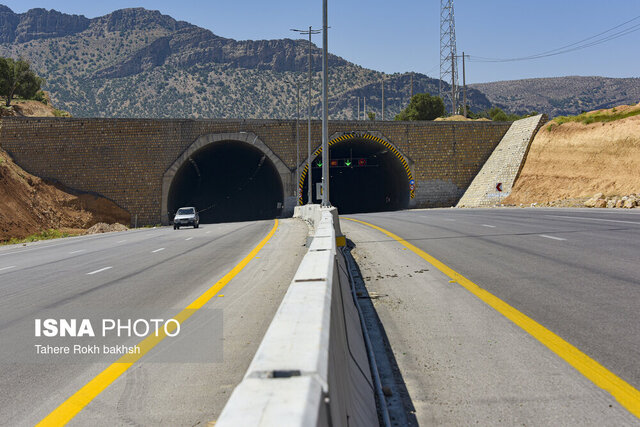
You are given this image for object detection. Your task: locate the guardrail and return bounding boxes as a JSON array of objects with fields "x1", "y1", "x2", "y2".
[{"x1": 216, "y1": 205, "x2": 377, "y2": 426}]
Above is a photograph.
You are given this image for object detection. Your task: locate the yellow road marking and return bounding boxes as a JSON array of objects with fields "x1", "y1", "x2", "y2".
[
  {"x1": 343, "y1": 216, "x2": 640, "y2": 418},
  {"x1": 37, "y1": 220, "x2": 279, "y2": 426}
]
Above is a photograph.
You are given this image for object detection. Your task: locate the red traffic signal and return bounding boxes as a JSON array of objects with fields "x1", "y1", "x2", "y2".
[{"x1": 358, "y1": 158, "x2": 367, "y2": 166}]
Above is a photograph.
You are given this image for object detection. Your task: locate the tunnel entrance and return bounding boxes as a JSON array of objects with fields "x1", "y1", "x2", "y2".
[
  {"x1": 168, "y1": 141, "x2": 284, "y2": 223},
  {"x1": 300, "y1": 137, "x2": 410, "y2": 214}
]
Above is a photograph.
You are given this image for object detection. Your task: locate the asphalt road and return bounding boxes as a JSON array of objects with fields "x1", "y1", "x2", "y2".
[
  {"x1": 0, "y1": 218, "x2": 308, "y2": 426},
  {"x1": 341, "y1": 208, "x2": 640, "y2": 425}
]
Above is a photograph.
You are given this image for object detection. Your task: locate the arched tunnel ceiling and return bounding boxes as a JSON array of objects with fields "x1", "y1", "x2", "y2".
[
  {"x1": 168, "y1": 140, "x2": 284, "y2": 223},
  {"x1": 299, "y1": 135, "x2": 412, "y2": 214}
]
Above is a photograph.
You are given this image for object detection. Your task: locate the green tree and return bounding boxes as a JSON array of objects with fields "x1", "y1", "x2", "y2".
[
  {"x1": 367, "y1": 111, "x2": 376, "y2": 121},
  {"x1": 395, "y1": 93, "x2": 446, "y2": 121},
  {"x1": 489, "y1": 107, "x2": 509, "y2": 122},
  {"x1": 0, "y1": 57, "x2": 44, "y2": 107}
]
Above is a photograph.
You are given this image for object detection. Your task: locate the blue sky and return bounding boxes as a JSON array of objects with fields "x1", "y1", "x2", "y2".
[{"x1": 3, "y1": 1, "x2": 640, "y2": 83}]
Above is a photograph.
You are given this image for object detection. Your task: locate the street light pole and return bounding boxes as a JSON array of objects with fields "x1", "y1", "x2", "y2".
[
  {"x1": 381, "y1": 76, "x2": 385, "y2": 121},
  {"x1": 296, "y1": 82, "x2": 300, "y2": 202},
  {"x1": 321, "y1": 0, "x2": 329, "y2": 207},
  {"x1": 290, "y1": 26, "x2": 321, "y2": 204},
  {"x1": 462, "y1": 51, "x2": 468, "y2": 118}
]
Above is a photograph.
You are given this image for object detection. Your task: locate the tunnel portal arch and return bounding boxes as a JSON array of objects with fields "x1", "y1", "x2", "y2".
[
  {"x1": 162, "y1": 132, "x2": 291, "y2": 225},
  {"x1": 298, "y1": 132, "x2": 414, "y2": 212}
]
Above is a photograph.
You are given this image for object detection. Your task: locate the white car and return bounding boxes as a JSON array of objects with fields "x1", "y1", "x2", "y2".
[{"x1": 173, "y1": 207, "x2": 199, "y2": 229}]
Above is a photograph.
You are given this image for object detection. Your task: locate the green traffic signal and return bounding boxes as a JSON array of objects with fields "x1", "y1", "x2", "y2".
[
  {"x1": 344, "y1": 159, "x2": 352, "y2": 167},
  {"x1": 316, "y1": 161, "x2": 322, "y2": 167}
]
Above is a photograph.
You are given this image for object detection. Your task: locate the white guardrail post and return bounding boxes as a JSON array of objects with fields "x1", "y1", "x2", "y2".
[{"x1": 217, "y1": 205, "x2": 377, "y2": 426}]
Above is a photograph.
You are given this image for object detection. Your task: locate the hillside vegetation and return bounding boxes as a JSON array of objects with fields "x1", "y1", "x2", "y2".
[
  {"x1": 471, "y1": 76, "x2": 640, "y2": 117},
  {"x1": 2, "y1": 6, "x2": 634, "y2": 119},
  {"x1": 0, "y1": 6, "x2": 480, "y2": 119}
]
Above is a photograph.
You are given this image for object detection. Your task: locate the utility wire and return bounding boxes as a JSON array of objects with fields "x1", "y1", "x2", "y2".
[{"x1": 470, "y1": 15, "x2": 640, "y2": 63}]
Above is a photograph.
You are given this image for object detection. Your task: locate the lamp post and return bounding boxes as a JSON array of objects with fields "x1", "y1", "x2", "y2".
[
  {"x1": 296, "y1": 82, "x2": 300, "y2": 202},
  {"x1": 381, "y1": 75, "x2": 385, "y2": 120},
  {"x1": 321, "y1": 0, "x2": 329, "y2": 207},
  {"x1": 291, "y1": 26, "x2": 321, "y2": 204}
]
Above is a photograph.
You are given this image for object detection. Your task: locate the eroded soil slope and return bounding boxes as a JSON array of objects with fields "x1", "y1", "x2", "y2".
[
  {"x1": 0, "y1": 146, "x2": 129, "y2": 241},
  {"x1": 505, "y1": 104, "x2": 640, "y2": 205}
]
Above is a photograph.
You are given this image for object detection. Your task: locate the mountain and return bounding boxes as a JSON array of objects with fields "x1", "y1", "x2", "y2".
[
  {"x1": 470, "y1": 76, "x2": 640, "y2": 117},
  {"x1": 0, "y1": 5, "x2": 637, "y2": 119}
]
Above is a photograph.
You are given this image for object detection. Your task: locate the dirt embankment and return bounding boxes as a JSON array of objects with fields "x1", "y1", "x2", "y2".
[
  {"x1": 505, "y1": 104, "x2": 640, "y2": 206},
  {"x1": 0, "y1": 146, "x2": 130, "y2": 241},
  {"x1": 0, "y1": 99, "x2": 70, "y2": 117}
]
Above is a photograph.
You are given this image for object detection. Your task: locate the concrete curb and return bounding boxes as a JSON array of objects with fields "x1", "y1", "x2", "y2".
[{"x1": 217, "y1": 205, "x2": 377, "y2": 426}]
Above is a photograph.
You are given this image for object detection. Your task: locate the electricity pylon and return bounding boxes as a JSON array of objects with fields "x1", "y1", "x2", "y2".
[{"x1": 439, "y1": 0, "x2": 459, "y2": 114}]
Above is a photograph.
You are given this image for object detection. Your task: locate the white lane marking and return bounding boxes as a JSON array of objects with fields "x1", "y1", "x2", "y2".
[
  {"x1": 117, "y1": 240, "x2": 127, "y2": 243},
  {"x1": 206, "y1": 231, "x2": 212, "y2": 234},
  {"x1": 69, "y1": 250, "x2": 85, "y2": 254},
  {"x1": 443, "y1": 219, "x2": 456, "y2": 222},
  {"x1": 185, "y1": 237, "x2": 193, "y2": 241},
  {"x1": 544, "y1": 215, "x2": 640, "y2": 225},
  {"x1": 152, "y1": 248, "x2": 165, "y2": 253},
  {"x1": 482, "y1": 224, "x2": 496, "y2": 228},
  {"x1": 0, "y1": 228, "x2": 155, "y2": 258},
  {"x1": 0, "y1": 265, "x2": 16, "y2": 271},
  {"x1": 87, "y1": 266, "x2": 112, "y2": 275},
  {"x1": 539, "y1": 234, "x2": 567, "y2": 241}
]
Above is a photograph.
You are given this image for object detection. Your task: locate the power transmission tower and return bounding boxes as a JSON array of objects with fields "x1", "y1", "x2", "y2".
[{"x1": 439, "y1": 0, "x2": 459, "y2": 114}]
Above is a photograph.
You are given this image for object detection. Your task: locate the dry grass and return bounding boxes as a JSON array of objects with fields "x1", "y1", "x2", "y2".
[{"x1": 549, "y1": 103, "x2": 640, "y2": 128}]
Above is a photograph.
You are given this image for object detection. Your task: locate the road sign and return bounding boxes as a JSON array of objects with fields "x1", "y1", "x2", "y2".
[
  {"x1": 344, "y1": 159, "x2": 352, "y2": 167},
  {"x1": 409, "y1": 179, "x2": 415, "y2": 191},
  {"x1": 330, "y1": 159, "x2": 338, "y2": 167},
  {"x1": 496, "y1": 182, "x2": 503, "y2": 192},
  {"x1": 358, "y1": 158, "x2": 367, "y2": 166}
]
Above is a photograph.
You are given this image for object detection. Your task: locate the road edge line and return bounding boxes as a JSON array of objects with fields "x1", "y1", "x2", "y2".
[
  {"x1": 36, "y1": 219, "x2": 279, "y2": 426},
  {"x1": 342, "y1": 216, "x2": 640, "y2": 419}
]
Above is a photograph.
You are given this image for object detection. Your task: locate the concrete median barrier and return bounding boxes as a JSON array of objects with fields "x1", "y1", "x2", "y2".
[{"x1": 217, "y1": 205, "x2": 377, "y2": 426}]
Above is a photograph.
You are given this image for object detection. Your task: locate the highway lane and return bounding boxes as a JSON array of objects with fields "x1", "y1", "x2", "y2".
[
  {"x1": 0, "y1": 218, "x2": 308, "y2": 426},
  {"x1": 341, "y1": 208, "x2": 640, "y2": 425}
]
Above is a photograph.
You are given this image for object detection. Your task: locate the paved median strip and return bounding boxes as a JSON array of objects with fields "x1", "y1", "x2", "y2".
[
  {"x1": 343, "y1": 216, "x2": 640, "y2": 419},
  {"x1": 36, "y1": 220, "x2": 279, "y2": 427},
  {"x1": 86, "y1": 267, "x2": 112, "y2": 275}
]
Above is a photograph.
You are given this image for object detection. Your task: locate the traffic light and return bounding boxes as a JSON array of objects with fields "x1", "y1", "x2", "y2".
[
  {"x1": 344, "y1": 159, "x2": 352, "y2": 167},
  {"x1": 358, "y1": 158, "x2": 367, "y2": 166}
]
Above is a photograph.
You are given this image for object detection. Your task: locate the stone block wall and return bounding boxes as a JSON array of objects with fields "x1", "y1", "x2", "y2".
[
  {"x1": 0, "y1": 117, "x2": 511, "y2": 224},
  {"x1": 456, "y1": 115, "x2": 548, "y2": 207}
]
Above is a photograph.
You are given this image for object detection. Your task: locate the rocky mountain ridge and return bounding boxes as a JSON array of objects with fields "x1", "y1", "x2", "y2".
[
  {"x1": 0, "y1": 5, "x2": 637, "y2": 119},
  {"x1": 471, "y1": 76, "x2": 640, "y2": 117}
]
